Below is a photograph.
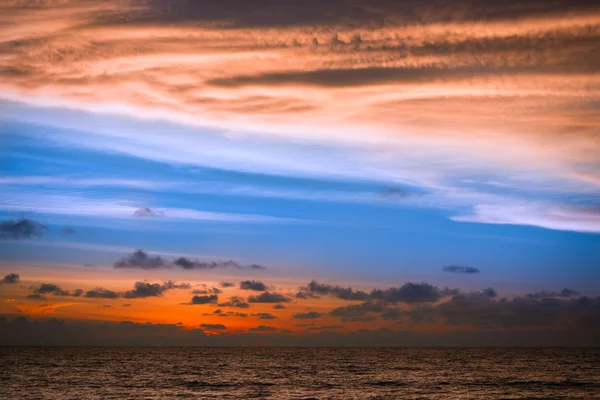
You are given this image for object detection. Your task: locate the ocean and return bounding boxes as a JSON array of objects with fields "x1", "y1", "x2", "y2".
[{"x1": 1, "y1": 347, "x2": 599, "y2": 399}]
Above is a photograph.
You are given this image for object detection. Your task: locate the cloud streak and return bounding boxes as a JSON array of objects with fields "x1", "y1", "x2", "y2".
[{"x1": 114, "y1": 250, "x2": 266, "y2": 271}]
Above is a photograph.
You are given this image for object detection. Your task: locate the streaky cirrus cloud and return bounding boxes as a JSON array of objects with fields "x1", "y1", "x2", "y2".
[{"x1": 1, "y1": 0, "x2": 600, "y2": 233}]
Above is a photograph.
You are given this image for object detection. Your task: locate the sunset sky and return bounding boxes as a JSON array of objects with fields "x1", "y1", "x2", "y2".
[{"x1": 0, "y1": 0, "x2": 599, "y2": 346}]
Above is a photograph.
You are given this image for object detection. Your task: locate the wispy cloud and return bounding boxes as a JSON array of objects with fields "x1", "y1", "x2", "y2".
[{"x1": 1, "y1": 1, "x2": 599, "y2": 234}]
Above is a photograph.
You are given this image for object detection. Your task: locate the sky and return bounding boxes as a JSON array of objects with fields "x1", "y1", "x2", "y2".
[{"x1": 0, "y1": 0, "x2": 599, "y2": 346}]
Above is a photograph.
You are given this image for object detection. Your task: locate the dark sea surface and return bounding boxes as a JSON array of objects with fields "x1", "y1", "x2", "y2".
[{"x1": 1, "y1": 347, "x2": 599, "y2": 399}]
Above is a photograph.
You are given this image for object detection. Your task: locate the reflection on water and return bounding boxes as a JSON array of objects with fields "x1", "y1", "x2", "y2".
[{"x1": 1, "y1": 347, "x2": 599, "y2": 399}]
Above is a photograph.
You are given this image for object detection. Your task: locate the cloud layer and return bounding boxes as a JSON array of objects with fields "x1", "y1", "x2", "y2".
[{"x1": 1, "y1": 0, "x2": 599, "y2": 233}]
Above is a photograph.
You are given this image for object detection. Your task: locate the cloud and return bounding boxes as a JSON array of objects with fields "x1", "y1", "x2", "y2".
[
  {"x1": 60, "y1": 227, "x2": 77, "y2": 235},
  {"x1": 252, "y1": 313, "x2": 278, "y2": 320},
  {"x1": 248, "y1": 264, "x2": 267, "y2": 270},
  {"x1": 114, "y1": 250, "x2": 167, "y2": 269},
  {"x1": 293, "y1": 311, "x2": 323, "y2": 319},
  {"x1": 0, "y1": 273, "x2": 20, "y2": 284},
  {"x1": 123, "y1": 282, "x2": 166, "y2": 298},
  {"x1": 207, "y1": 309, "x2": 248, "y2": 318},
  {"x1": 113, "y1": 251, "x2": 266, "y2": 271},
  {"x1": 300, "y1": 280, "x2": 453, "y2": 304},
  {"x1": 298, "y1": 280, "x2": 369, "y2": 301},
  {"x1": 26, "y1": 294, "x2": 45, "y2": 300},
  {"x1": 434, "y1": 293, "x2": 600, "y2": 329},
  {"x1": 31, "y1": 283, "x2": 70, "y2": 296},
  {"x1": 525, "y1": 289, "x2": 580, "y2": 299},
  {"x1": 0, "y1": 218, "x2": 47, "y2": 239},
  {"x1": 218, "y1": 296, "x2": 250, "y2": 308},
  {"x1": 84, "y1": 288, "x2": 119, "y2": 299},
  {"x1": 2, "y1": 0, "x2": 600, "y2": 235},
  {"x1": 379, "y1": 187, "x2": 411, "y2": 199},
  {"x1": 307, "y1": 325, "x2": 344, "y2": 331},
  {"x1": 220, "y1": 281, "x2": 236, "y2": 288},
  {"x1": 191, "y1": 286, "x2": 222, "y2": 295},
  {"x1": 370, "y1": 282, "x2": 447, "y2": 303},
  {"x1": 173, "y1": 257, "x2": 243, "y2": 270},
  {"x1": 330, "y1": 301, "x2": 386, "y2": 321},
  {"x1": 272, "y1": 304, "x2": 286, "y2": 309},
  {"x1": 247, "y1": 292, "x2": 291, "y2": 303},
  {"x1": 132, "y1": 207, "x2": 164, "y2": 217},
  {"x1": 248, "y1": 325, "x2": 280, "y2": 332},
  {"x1": 189, "y1": 294, "x2": 219, "y2": 305},
  {"x1": 442, "y1": 265, "x2": 481, "y2": 274},
  {"x1": 200, "y1": 323, "x2": 226, "y2": 331},
  {"x1": 239, "y1": 280, "x2": 268, "y2": 291}
]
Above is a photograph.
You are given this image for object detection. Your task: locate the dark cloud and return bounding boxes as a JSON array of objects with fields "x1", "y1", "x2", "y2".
[
  {"x1": 220, "y1": 281, "x2": 236, "y2": 288},
  {"x1": 293, "y1": 311, "x2": 323, "y2": 319},
  {"x1": 114, "y1": 250, "x2": 167, "y2": 269},
  {"x1": 247, "y1": 292, "x2": 291, "y2": 303},
  {"x1": 133, "y1": 207, "x2": 164, "y2": 217},
  {"x1": 0, "y1": 218, "x2": 47, "y2": 239},
  {"x1": 252, "y1": 313, "x2": 278, "y2": 320},
  {"x1": 273, "y1": 304, "x2": 286, "y2": 309},
  {"x1": 122, "y1": 304, "x2": 132, "y2": 307},
  {"x1": 442, "y1": 265, "x2": 481, "y2": 274},
  {"x1": 298, "y1": 280, "x2": 369, "y2": 301},
  {"x1": 299, "y1": 280, "x2": 454, "y2": 304},
  {"x1": 173, "y1": 257, "x2": 242, "y2": 270},
  {"x1": 434, "y1": 294, "x2": 600, "y2": 329},
  {"x1": 163, "y1": 281, "x2": 192, "y2": 290},
  {"x1": 379, "y1": 186, "x2": 411, "y2": 199},
  {"x1": 113, "y1": 251, "x2": 266, "y2": 271},
  {"x1": 371, "y1": 282, "x2": 445, "y2": 303},
  {"x1": 123, "y1": 282, "x2": 167, "y2": 298},
  {"x1": 26, "y1": 294, "x2": 45, "y2": 300},
  {"x1": 192, "y1": 287, "x2": 222, "y2": 295},
  {"x1": 218, "y1": 296, "x2": 250, "y2": 308},
  {"x1": 240, "y1": 280, "x2": 268, "y2": 291},
  {"x1": 526, "y1": 289, "x2": 580, "y2": 299},
  {"x1": 206, "y1": 65, "x2": 492, "y2": 89},
  {"x1": 124, "y1": 281, "x2": 189, "y2": 299},
  {"x1": 200, "y1": 323, "x2": 226, "y2": 331},
  {"x1": 60, "y1": 227, "x2": 76, "y2": 235},
  {"x1": 381, "y1": 308, "x2": 403, "y2": 321},
  {"x1": 1, "y1": 315, "x2": 599, "y2": 346},
  {"x1": 0, "y1": 273, "x2": 20, "y2": 284},
  {"x1": 330, "y1": 301, "x2": 386, "y2": 321},
  {"x1": 31, "y1": 283, "x2": 70, "y2": 296},
  {"x1": 85, "y1": 288, "x2": 119, "y2": 299},
  {"x1": 248, "y1": 325, "x2": 280, "y2": 332},
  {"x1": 207, "y1": 309, "x2": 248, "y2": 318},
  {"x1": 145, "y1": 0, "x2": 598, "y2": 29},
  {"x1": 248, "y1": 264, "x2": 267, "y2": 270},
  {"x1": 296, "y1": 291, "x2": 319, "y2": 299},
  {"x1": 189, "y1": 294, "x2": 219, "y2": 305},
  {"x1": 307, "y1": 325, "x2": 344, "y2": 331}
]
